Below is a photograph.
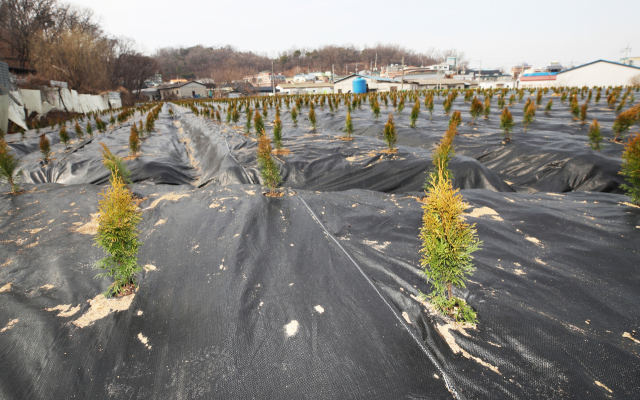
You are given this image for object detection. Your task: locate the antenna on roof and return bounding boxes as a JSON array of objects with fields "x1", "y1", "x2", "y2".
[{"x1": 621, "y1": 43, "x2": 632, "y2": 64}]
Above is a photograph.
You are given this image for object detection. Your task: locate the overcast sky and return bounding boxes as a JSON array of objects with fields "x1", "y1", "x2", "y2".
[{"x1": 70, "y1": 0, "x2": 640, "y2": 70}]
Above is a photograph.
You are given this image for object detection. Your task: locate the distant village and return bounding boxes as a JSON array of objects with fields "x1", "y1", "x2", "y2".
[{"x1": 139, "y1": 56, "x2": 640, "y2": 101}]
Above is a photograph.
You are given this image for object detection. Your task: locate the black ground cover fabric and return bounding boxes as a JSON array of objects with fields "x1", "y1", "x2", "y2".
[{"x1": 1, "y1": 94, "x2": 639, "y2": 399}]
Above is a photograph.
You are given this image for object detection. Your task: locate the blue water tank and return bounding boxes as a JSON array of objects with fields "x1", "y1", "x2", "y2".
[{"x1": 352, "y1": 77, "x2": 367, "y2": 94}]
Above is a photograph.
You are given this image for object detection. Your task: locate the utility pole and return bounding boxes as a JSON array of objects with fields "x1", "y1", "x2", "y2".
[
  {"x1": 332, "y1": 64, "x2": 334, "y2": 83},
  {"x1": 400, "y1": 57, "x2": 405, "y2": 91},
  {"x1": 621, "y1": 43, "x2": 632, "y2": 64},
  {"x1": 271, "y1": 60, "x2": 275, "y2": 96},
  {"x1": 375, "y1": 53, "x2": 377, "y2": 72},
  {"x1": 356, "y1": 62, "x2": 358, "y2": 74}
]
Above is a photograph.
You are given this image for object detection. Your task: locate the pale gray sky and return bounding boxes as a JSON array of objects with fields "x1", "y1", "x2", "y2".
[{"x1": 70, "y1": 0, "x2": 640, "y2": 70}]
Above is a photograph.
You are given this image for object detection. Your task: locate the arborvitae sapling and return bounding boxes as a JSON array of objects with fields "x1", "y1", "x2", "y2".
[
  {"x1": 100, "y1": 143, "x2": 132, "y2": 185},
  {"x1": 253, "y1": 110, "x2": 264, "y2": 136},
  {"x1": 86, "y1": 122, "x2": 93, "y2": 136},
  {"x1": 612, "y1": 108, "x2": 638, "y2": 141},
  {"x1": 94, "y1": 175, "x2": 143, "y2": 298},
  {"x1": 129, "y1": 126, "x2": 140, "y2": 157},
  {"x1": 290, "y1": 106, "x2": 298, "y2": 125},
  {"x1": 309, "y1": 103, "x2": 317, "y2": 131},
  {"x1": 617, "y1": 99, "x2": 627, "y2": 113},
  {"x1": 469, "y1": 97, "x2": 484, "y2": 124},
  {"x1": 620, "y1": 133, "x2": 640, "y2": 204},
  {"x1": 244, "y1": 107, "x2": 253, "y2": 134},
  {"x1": 0, "y1": 140, "x2": 21, "y2": 193},
  {"x1": 410, "y1": 100, "x2": 420, "y2": 127},
  {"x1": 232, "y1": 106, "x2": 240, "y2": 125},
  {"x1": 59, "y1": 126, "x2": 70, "y2": 149},
  {"x1": 345, "y1": 110, "x2": 353, "y2": 137},
  {"x1": 75, "y1": 122, "x2": 83, "y2": 140},
  {"x1": 483, "y1": 97, "x2": 491, "y2": 119},
  {"x1": 383, "y1": 113, "x2": 397, "y2": 152},
  {"x1": 500, "y1": 107, "x2": 515, "y2": 141},
  {"x1": 545, "y1": 100, "x2": 553, "y2": 114},
  {"x1": 372, "y1": 99, "x2": 381, "y2": 120},
  {"x1": 449, "y1": 110, "x2": 462, "y2": 129},
  {"x1": 257, "y1": 132, "x2": 281, "y2": 196},
  {"x1": 397, "y1": 97, "x2": 405, "y2": 114},
  {"x1": 443, "y1": 97, "x2": 452, "y2": 114},
  {"x1": 523, "y1": 102, "x2": 536, "y2": 131},
  {"x1": 273, "y1": 113, "x2": 283, "y2": 149},
  {"x1": 588, "y1": 119, "x2": 604, "y2": 151},
  {"x1": 428, "y1": 125, "x2": 456, "y2": 188},
  {"x1": 420, "y1": 167, "x2": 481, "y2": 324},
  {"x1": 426, "y1": 95, "x2": 434, "y2": 120},
  {"x1": 39, "y1": 134, "x2": 51, "y2": 163}
]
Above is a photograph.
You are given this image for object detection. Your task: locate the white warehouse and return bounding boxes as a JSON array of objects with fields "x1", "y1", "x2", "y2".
[{"x1": 555, "y1": 60, "x2": 640, "y2": 87}]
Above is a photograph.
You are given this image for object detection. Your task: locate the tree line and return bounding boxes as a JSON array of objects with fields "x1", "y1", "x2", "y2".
[{"x1": 0, "y1": 0, "x2": 157, "y2": 96}]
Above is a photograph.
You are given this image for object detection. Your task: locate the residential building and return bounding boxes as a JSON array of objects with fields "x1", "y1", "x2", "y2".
[
  {"x1": 620, "y1": 56, "x2": 640, "y2": 67},
  {"x1": 276, "y1": 83, "x2": 333, "y2": 95},
  {"x1": 333, "y1": 74, "x2": 418, "y2": 93},
  {"x1": 293, "y1": 74, "x2": 316, "y2": 83},
  {"x1": 510, "y1": 63, "x2": 532, "y2": 78},
  {"x1": 476, "y1": 74, "x2": 517, "y2": 89},
  {"x1": 169, "y1": 79, "x2": 188, "y2": 84},
  {"x1": 255, "y1": 71, "x2": 286, "y2": 87},
  {"x1": 157, "y1": 81, "x2": 207, "y2": 99},
  {"x1": 554, "y1": 60, "x2": 640, "y2": 87},
  {"x1": 410, "y1": 79, "x2": 472, "y2": 90},
  {"x1": 518, "y1": 72, "x2": 557, "y2": 88}
]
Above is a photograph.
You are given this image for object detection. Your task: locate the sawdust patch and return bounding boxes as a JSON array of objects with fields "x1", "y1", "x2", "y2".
[
  {"x1": 402, "y1": 311, "x2": 412, "y2": 324},
  {"x1": 623, "y1": 332, "x2": 639, "y2": 344},
  {"x1": 0, "y1": 319, "x2": 18, "y2": 333},
  {"x1": 535, "y1": 258, "x2": 547, "y2": 265},
  {"x1": 1, "y1": 259, "x2": 13, "y2": 267},
  {"x1": 46, "y1": 304, "x2": 80, "y2": 317},
  {"x1": 75, "y1": 213, "x2": 100, "y2": 235},
  {"x1": 467, "y1": 206, "x2": 503, "y2": 221},
  {"x1": 620, "y1": 202, "x2": 640, "y2": 209},
  {"x1": 144, "y1": 264, "x2": 156, "y2": 271},
  {"x1": 39, "y1": 284, "x2": 54, "y2": 290},
  {"x1": 0, "y1": 282, "x2": 11, "y2": 293},
  {"x1": 72, "y1": 294, "x2": 135, "y2": 328},
  {"x1": 437, "y1": 322, "x2": 500, "y2": 374},
  {"x1": 285, "y1": 320, "x2": 299, "y2": 337},
  {"x1": 314, "y1": 305, "x2": 324, "y2": 314},
  {"x1": 595, "y1": 381, "x2": 613, "y2": 394},
  {"x1": 154, "y1": 219, "x2": 166, "y2": 226},
  {"x1": 138, "y1": 333, "x2": 152, "y2": 349},
  {"x1": 525, "y1": 236, "x2": 542, "y2": 246},
  {"x1": 29, "y1": 228, "x2": 43, "y2": 234},
  {"x1": 146, "y1": 193, "x2": 189, "y2": 210}
]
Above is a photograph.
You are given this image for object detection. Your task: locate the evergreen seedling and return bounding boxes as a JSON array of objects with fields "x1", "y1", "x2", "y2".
[
  {"x1": 244, "y1": 108, "x2": 253, "y2": 134},
  {"x1": 612, "y1": 108, "x2": 638, "y2": 141},
  {"x1": 483, "y1": 97, "x2": 491, "y2": 119},
  {"x1": 254, "y1": 110, "x2": 264, "y2": 136},
  {"x1": 273, "y1": 113, "x2": 283, "y2": 149},
  {"x1": 449, "y1": 111, "x2": 462, "y2": 129},
  {"x1": 428, "y1": 126, "x2": 456, "y2": 188},
  {"x1": 94, "y1": 175, "x2": 143, "y2": 298},
  {"x1": 372, "y1": 99, "x2": 381, "y2": 120},
  {"x1": 309, "y1": 103, "x2": 317, "y2": 131},
  {"x1": 0, "y1": 140, "x2": 21, "y2": 193},
  {"x1": 523, "y1": 102, "x2": 536, "y2": 131},
  {"x1": 410, "y1": 100, "x2": 420, "y2": 127},
  {"x1": 500, "y1": 107, "x2": 515, "y2": 141},
  {"x1": 129, "y1": 126, "x2": 140, "y2": 157},
  {"x1": 75, "y1": 122, "x2": 83, "y2": 140},
  {"x1": 345, "y1": 110, "x2": 353, "y2": 137},
  {"x1": 257, "y1": 132, "x2": 281, "y2": 196},
  {"x1": 86, "y1": 122, "x2": 93, "y2": 136},
  {"x1": 580, "y1": 102, "x2": 588, "y2": 123},
  {"x1": 383, "y1": 113, "x2": 397, "y2": 152},
  {"x1": 290, "y1": 106, "x2": 298, "y2": 125},
  {"x1": 620, "y1": 133, "x2": 640, "y2": 205},
  {"x1": 39, "y1": 135, "x2": 51, "y2": 163},
  {"x1": 420, "y1": 167, "x2": 481, "y2": 323},
  {"x1": 545, "y1": 100, "x2": 553, "y2": 114},
  {"x1": 100, "y1": 143, "x2": 132, "y2": 185},
  {"x1": 588, "y1": 119, "x2": 604, "y2": 151},
  {"x1": 397, "y1": 97, "x2": 405, "y2": 114},
  {"x1": 59, "y1": 126, "x2": 70, "y2": 149},
  {"x1": 469, "y1": 97, "x2": 483, "y2": 124}
]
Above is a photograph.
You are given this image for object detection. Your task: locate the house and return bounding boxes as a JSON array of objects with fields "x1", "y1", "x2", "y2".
[
  {"x1": 293, "y1": 74, "x2": 316, "y2": 83},
  {"x1": 276, "y1": 83, "x2": 333, "y2": 95},
  {"x1": 518, "y1": 72, "x2": 557, "y2": 88},
  {"x1": 476, "y1": 75, "x2": 517, "y2": 89},
  {"x1": 620, "y1": 56, "x2": 640, "y2": 67},
  {"x1": 333, "y1": 74, "x2": 418, "y2": 93},
  {"x1": 409, "y1": 79, "x2": 471, "y2": 90},
  {"x1": 555, "y1": 60, "x2": 640, "y2": 87},
  {"x1": 255, "y1": 71, "x2": 286, "y2": 87},
  {"x1": 157, "y1": 81, "x2": 207, "y2": 99}
]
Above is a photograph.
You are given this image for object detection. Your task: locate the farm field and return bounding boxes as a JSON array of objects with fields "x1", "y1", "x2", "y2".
[{"x1": 1, "y1": 89, "x2": 639, "y2": 399}]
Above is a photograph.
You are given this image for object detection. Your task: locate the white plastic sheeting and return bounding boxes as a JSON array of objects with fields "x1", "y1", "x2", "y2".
[
  {"x1": 8, "y1": 91, "x2": 27, "y2": 131},
  {"x1": 109, "y1": 99, "x2": 122, "y2": 109},
  {"x1": 19, "y1": 89, "x2": 43, "y2": 116},
  {"x1": 0, "y1": 94, "x2": 9, "y2": 135}
]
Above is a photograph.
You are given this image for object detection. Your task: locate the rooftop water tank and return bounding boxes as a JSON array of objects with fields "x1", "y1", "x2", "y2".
[{"x1": 352, "y1": 77, "x2": 367, "y2": 94}]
